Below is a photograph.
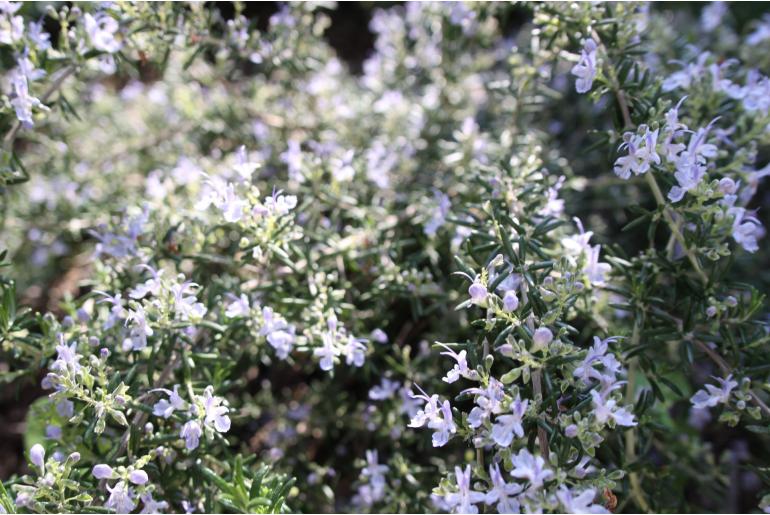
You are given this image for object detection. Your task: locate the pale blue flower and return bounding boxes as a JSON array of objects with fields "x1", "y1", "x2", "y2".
[{"x1": 571, "y1": 38, "x2": 598, "y2": 94}]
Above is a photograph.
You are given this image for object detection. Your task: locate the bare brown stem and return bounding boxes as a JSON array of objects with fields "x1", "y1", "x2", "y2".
[{"x1": 532, "y1": 369, "x2": 549, "y2": 458}]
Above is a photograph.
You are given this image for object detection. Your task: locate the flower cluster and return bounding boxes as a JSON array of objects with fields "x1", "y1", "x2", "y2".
[{"x1": 2, "y1": 2, "x2": 770, "y2": 514}]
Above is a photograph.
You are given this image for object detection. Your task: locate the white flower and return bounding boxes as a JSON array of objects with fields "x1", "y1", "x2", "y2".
[
  {"x1": 428, "y1": 399, "x2": 457, "y2": 447},
  {"x1": 28, "y1": 20, "x2": 51, "y2": 50},
  {"x1": 9, "y1": 71, "x2": 46, "y2": 128},
  {"x1": 140, "y1": 492, "x2": 169, "y2": 514},
  {"x1": 259, "y1": 307, "x2": 296, "y2": 359},
  {"x1": 573, "y1": 336, "x2": 623, "y2": 387},
  {"x1": 438, "y1": 344, "x2": 479, "y2": 383},
  {"x1": 443, "y1": 465, "x2": 485, "y2": 514},
  {"x1": 180, "y1": 420, "x2": 202, "y2": 450},
  {"x1": 484, "y1": 463, "x2": 522, "y2": 513},
  {"x1": 125, "y1": 305, "x2": 153, "y2": 351},
  {"x1": 510, "y1": 448, "x2": 553, "y2": 489},
  {"x1": 84, "y1": 12, "x2": 122, "y2": 53},
  {"x1": 701, "y1": 2, "x2": 728, "y2": 32},
  {"x1": 171, "y1": 281, "x2": 207, "y2": 321},
  {"x1": 690, "y1": 374, "x2": 738, "y2": 409},
  {"x1": 129, "y1": 265, "x2": 163, "y2": 299},
  {"x1": 153, "y1": 385, "x2": 186, "y2": 418},
  {"x1": 571, "y1": 38, "x2": 598, "y2": 94},
  {"x1": 668, "y1": 123, "x2": 718, "y2": 203},
  {"x1": 233, "y1": 145, "x2": 259, "y2": 179},
  {"x1": 590, "y1": 389, "x2": 637, "y2": 427},
  {"x1": 224, "y1": 293, "x2": 250, "y2": 318},
  {"x1": 369, "y1": 378, "x2": 400, "y2": 400},
  {"x1": 613, "y1": 126, "x2": 660, "y2": 180},
  {"x1": 222, "y1": 183, "x2": 246, "y2": 223},
  {"x1": 728, "y1": 207, "x2": 762, "y2": 253},
  {"x1": 0, "y1": 12, "x2": 23, "y2": 45},
  {"x1": 562, "y1": 218, "x2": 611, "y2": 286},
  {"x1": 343, "y1": 336, "x2": 366, "y2": 367},
  {"x1": 267, "y1": 326, "x2": 296, "y2": 360},
  {"x1": 105, "y1": 481, "x2": 136, "y2": 514},
  {"x1": 96, "y1": 291, "x2": 126, "y2": 330},
  {"x1": 331, "y1": 149, "x2": 356, "y2": 182},
  {"x1": 361, "y1": 450, "x2": 388, "y2": 502},
  {"x1": 490, "y1": 395, "x2": 528, "y2": 447},
  {"x1": 408, "y1": 387, "x2": 456, "y2": 446},
  {"x1": 424, "y1": 191, "x2": 451, "y2": 236},
  {"x1": 201, "y1": 386, "x2": 231, "y2": 433},
  {"x1": 408, "y1": 390, "x2": 439, "y2": 429},
  {"x1": 463, "y1": 378, "x2": 505, "y2": 428},
  {"x1": 584, "y1": 245, "x2": 611, "y2": 286},
  {"x1": 556, "y1": 486, "x2": 609, "y2": 514},
  {"x1": 314, "y1": 331, "x2": 337, "y2": 371},
  {"x1": 662, "y1": 53, "x2": 710, "y2": 92},
  {"x1": 50, "y1": 335, "x2": 82, "y2": 373},
  {"x1": 262, "y1": 189, "x2": 298, "y2": 217},
  {"x1": 281, "y1": 140, "x2": 304, "y2": 182},
  {"x1": 747, "y1": 15, "x2": 770, "y2": 45}
]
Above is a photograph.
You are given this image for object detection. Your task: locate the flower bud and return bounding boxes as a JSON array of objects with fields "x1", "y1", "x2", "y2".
[
  {"x1": 30, "y1": 444, "x2": 45, "y2": 469},
  {"x1": 532, "y1": 327, "x2": 553, "y2": 351},
  {"x1": 565, "y1": 424, "x2": 579, "y2": 438},
  {"x1": 718, "y1": 177, "x2": 737, "y2": 194},
  {"x1": 468, "y1": 280, "x2": 487, "y2": 304},
  {"x1": 129, "y1": 469, "x2": 149, "y2": 485},
  {"x1": 92, "y1": 463, "x2": 114, "y2": 479},
  {"x1": 502, "y1": 290, "x2": 519, "y2": 312}
]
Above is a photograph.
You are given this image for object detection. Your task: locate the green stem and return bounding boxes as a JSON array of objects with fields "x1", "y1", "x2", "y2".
[{"x1": 625, "y1": 321, "x2": 651, "y2": 513}]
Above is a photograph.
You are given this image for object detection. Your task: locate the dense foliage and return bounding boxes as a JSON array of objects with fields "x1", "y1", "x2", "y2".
[{"x1": 1, "y1": 1, "x2": 770, "y2": 513}]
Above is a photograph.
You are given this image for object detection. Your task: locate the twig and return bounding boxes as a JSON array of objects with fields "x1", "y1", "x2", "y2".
[
  {"x1": 477, "y1": 336, "x2": 490, "y2": 472},
  {"x1": 532, "y1": 369, "x2": 550, "y2": 458},
  {"x1": 624, "y1": 321, "x2": 651, "y2": 513},
  {"x1": 112, "y1": 352, "x2": 181, "y2": 463}
]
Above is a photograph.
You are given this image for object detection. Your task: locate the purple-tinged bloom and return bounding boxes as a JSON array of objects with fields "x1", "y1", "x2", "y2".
[
  {"x1": 571, "y1": 38, "x2": 598, "y2": 94},
  {"x1": 93, "y1": 463, "x2": 114, "y2": 479},
  {"x1": 153, "y1": 385, "x2": 186, "y2": 419},
  {"x1": 180, "y1": 420, "x2": 202, "y2": 450},
  {"x1": 691, "y1": 374, "x2": 739, "y2": 409},
  {"x1": 485, "y1": 463, "x2": 522, "y2": 513},
  {"x1": 510, "y1": 448, "x2": 553, "y2": 489},
  {"x1": 105, "y1": 481, "x2": 136, "y2": 514},
  {"x1": 129, "y1": 470, "x2": 149, "y2": 485},
  {"x1": 490, "y1": 395, "x2": 528, "y2": 447},
  {"x1": 29, "y1": 444, "x2": 45, "y2": 470},
  {"x1": 442, "y1": 465, "x2": 485, "y2": 514},
  {"x1": 556, "y1": 486, "x2": 609, "y2": 514}
]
